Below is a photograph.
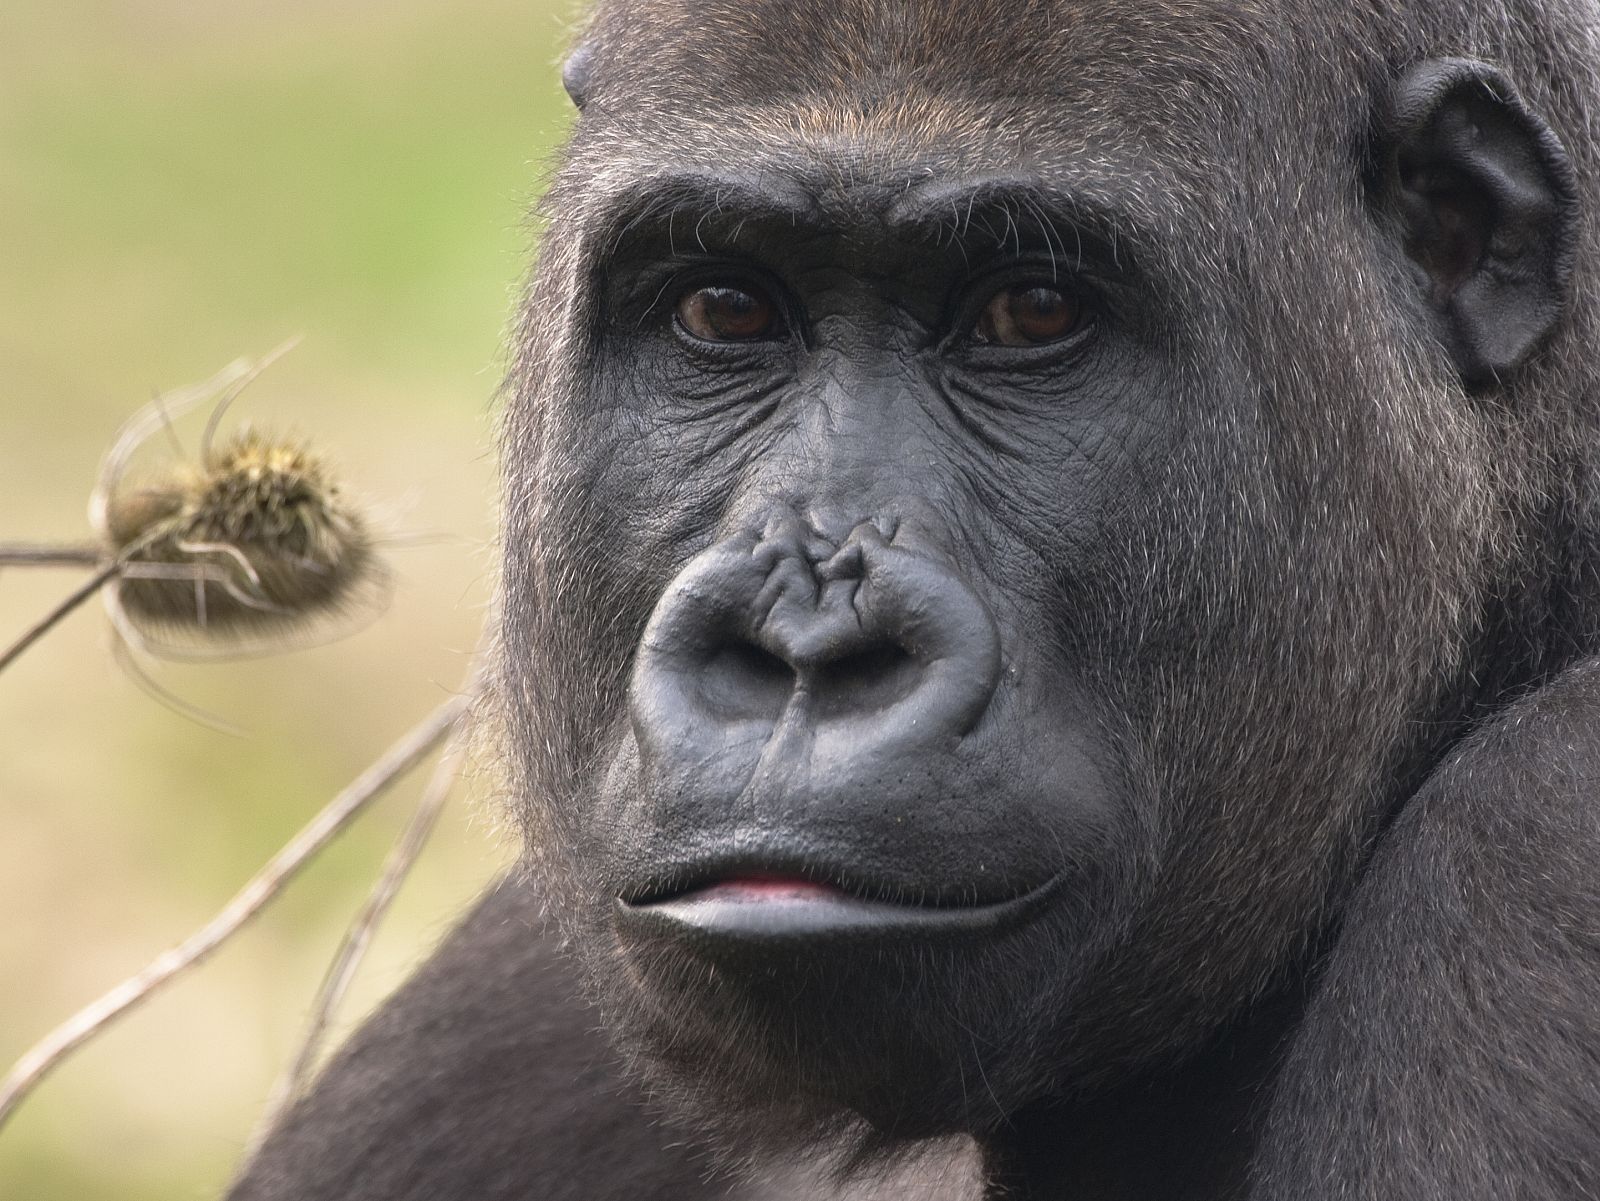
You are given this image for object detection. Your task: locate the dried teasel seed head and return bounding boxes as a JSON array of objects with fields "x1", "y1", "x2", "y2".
[
  {"x1": 88, "y1": 344, "x2": 392, "y2": 663},
  {"x1": 106, "y1": 429, "x2": 379, "y2": 637}
]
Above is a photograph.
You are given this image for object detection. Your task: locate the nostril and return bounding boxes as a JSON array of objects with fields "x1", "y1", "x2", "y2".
[
  {"x1": 698, "y1": 640, "x2": 797, "y2": 720},
  {"x1": 811, "y1": 644, "x2": 921, "y2": 718}
]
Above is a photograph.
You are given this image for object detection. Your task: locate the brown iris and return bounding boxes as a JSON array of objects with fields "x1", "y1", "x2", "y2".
[
  {"x1": 974, "y1": 284, "x2": 1083, "y2": 346},
  {"x1": 676, "y1": 284, "x2": 779, "y2": 342}
]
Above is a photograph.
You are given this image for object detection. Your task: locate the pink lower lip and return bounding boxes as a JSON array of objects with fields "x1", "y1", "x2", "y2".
[{"x1": 694, "y1": 876, "x2": 843, "y2": 902}]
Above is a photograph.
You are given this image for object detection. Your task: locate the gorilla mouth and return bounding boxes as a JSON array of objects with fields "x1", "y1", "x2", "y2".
[
  {"x1": 678, "y1": 875, "x2": 850, "y2": 902},
  {"x1": 617, "y1": 865, "x2": 1060, "y2": 945}
]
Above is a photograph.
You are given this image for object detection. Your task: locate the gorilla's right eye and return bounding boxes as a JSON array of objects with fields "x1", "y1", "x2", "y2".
[
  {"x1": 972, "y1": 283, "x2": 1084, "y2": 347},
  {"x1": 675, "y1": 284, "x2": 781, "y2": 343}
]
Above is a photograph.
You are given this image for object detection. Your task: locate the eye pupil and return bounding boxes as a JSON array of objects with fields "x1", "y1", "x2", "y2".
[
  {"x1": 677, "y1": 285, "x2": 778, "y2": 342},
  {"x1": 1016, "y1": 287, "x2": 1071, "y2": 338},
  {"x1": 976, "y1": 284, "x2": 1083, "y2": 346}
]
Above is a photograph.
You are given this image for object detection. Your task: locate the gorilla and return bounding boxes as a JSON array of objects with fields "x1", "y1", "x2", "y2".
[{"x1": 231, "y1": 1, "x2": 1600, "y2": 1198}]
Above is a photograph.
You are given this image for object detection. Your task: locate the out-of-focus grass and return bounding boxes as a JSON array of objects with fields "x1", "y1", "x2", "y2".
[{"x1": 0, "y1": 3, "x2": 570, "y2": 1197}]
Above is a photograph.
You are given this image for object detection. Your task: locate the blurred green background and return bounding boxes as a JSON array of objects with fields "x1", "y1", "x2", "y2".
[{"x1": 0, "y1": 2, "x2": 572, "y2": 1196}]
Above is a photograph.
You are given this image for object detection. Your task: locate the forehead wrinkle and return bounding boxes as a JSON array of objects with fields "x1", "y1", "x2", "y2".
[
  {"x1": 888, "y1": 174, "x2": 1161, "y2": 259},
  {"x1": 579, "y1": 170, "x2": 819, "y2": 253}
]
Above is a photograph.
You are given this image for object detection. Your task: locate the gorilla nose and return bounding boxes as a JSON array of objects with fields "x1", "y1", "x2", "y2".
[{"x1": 629, "y1": 516, "x2": 1002, "y2": 790}]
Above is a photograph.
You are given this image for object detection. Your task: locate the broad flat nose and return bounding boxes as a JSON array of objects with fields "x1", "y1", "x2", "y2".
[{"x1": 628, "y1": 515, "x2": 1002, "y2": 789}]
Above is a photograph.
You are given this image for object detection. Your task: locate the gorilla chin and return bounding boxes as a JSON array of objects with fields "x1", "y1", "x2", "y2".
[{"x1": 603, "y1": 866, "x2": 1103, "y2": 1145}]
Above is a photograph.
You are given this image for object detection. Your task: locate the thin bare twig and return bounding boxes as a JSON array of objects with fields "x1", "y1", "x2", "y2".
[
  {"x1": 243, "y1": 732, "x2": 468, "y2": 1161},
  {"x1": 0, "y1": 693, "x2": 471, "y2": 1133},
  {"x1": 0, "y1": 543, "x2": 104, "y2": 568},
  {"x1": 0, "y1": 558, "x2": 123, "y2": 673}
]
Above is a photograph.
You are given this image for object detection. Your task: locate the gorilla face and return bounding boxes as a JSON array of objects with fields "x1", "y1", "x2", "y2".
[
  {"x1": 581, "y1": 184, "x2": 1167, "y2": 1135},
  {"x1": 497, "y1": 0, "x2": 1570, "y2": 1153},
  {"x1": 506, "y1": 174, "x2": 1157, "y2": 1136}
]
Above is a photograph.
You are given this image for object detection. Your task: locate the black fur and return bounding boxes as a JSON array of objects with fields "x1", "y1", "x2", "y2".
[
  {"x1": 227, "y1": 881, "x2": 745, "y2": 1201},
  {"x1": 231, "y1": 2, "x2": 1600, "y2": 1198}
]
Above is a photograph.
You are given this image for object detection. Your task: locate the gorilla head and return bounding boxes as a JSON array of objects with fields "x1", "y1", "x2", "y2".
[{"x1": 496, "y1": 0, "x2": 1590, "y2": 1167}]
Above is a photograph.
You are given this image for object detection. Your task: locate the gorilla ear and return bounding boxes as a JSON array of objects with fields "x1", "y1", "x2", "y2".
[
  {"x1": 562, "y1": 43, "x2": 596, "y2": 111},
  {"x1": 1381, "y1": 58, "x2": 1577, "y2": 387}
]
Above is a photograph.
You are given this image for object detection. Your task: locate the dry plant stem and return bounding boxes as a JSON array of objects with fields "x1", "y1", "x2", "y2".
[
  {"x1": 0, "y1": 542, "x2": 103, "y2": 568},
  {"x1": 0, "y1": 558, "x2": 123, "y2": 674},
  {"x1": 244, "y1": 735, "x2": 468, "y2": 1161},
  {"x1": 0, "y1": 692, "x2": 471, "y2": 1134}
]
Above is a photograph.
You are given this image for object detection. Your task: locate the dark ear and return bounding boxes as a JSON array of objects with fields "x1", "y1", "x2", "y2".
[
  {"x1": 562, "y1": 42, "x2": 596, "y2": 111},
  {"x1": 1381, "y1": 58, "x2": 1577, "y2": 387}
]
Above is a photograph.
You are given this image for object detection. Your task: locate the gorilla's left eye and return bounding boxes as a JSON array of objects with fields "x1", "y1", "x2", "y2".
[
  {"x1": 675, "y1": 284, "x2": 781, "y2": 343},
  {"x1": 972, "y1": 283, "x2": 1084, "y2": 346}
]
